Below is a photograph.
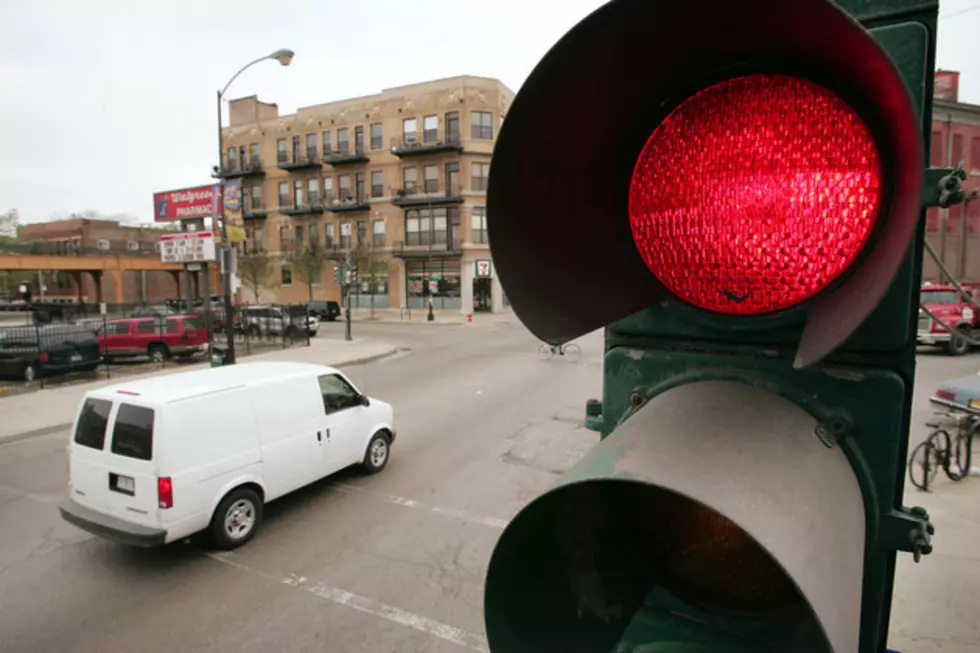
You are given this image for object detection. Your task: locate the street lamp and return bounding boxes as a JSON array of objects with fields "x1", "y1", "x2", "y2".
[{"x1": 215, "y1": 48, "x2": 294, "y2": 364}]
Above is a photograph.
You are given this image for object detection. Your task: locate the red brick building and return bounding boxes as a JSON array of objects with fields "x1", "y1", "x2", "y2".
[
  {"x1": 19, "y1": 217, "x2": 182, "y2": 305},
  {"x1": 923, "y1": 70, "x2": 980, "y2": 282}
]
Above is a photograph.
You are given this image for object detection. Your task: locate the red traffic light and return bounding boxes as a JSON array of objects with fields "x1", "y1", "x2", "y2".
[
  {"x1": 630, "y1": 73, "x2": 883, "y2": 316},
  {"x1": 487, "y1": 0, "x2": 923, "y2": 366}
]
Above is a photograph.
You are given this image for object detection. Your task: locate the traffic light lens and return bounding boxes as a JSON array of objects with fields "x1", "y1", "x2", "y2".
[{"x1": 629, "y1": 74, "x2": 882, "y2": 315}]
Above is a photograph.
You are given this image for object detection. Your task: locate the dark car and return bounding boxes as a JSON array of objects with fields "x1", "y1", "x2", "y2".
[
  {"x1": 307, "y1": 300, "x2": 342, "y2": 322},
  {"x1": 0, "y1": 325, "x2": 101, "y2": 382}
]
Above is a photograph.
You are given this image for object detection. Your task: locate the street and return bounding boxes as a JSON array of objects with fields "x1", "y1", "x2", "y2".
[{"x1": 0, "y1": 319, "x2": 977, "y2": 653}]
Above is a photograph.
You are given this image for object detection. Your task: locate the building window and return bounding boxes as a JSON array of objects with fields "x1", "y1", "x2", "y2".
[
  {"x1": 337, "y1": 128, "x2": 349, "y2": 154},
  {"x1": 339, "y1": 174, "x2": 352, "y2": 199},
  {"x1": 446, "y1": 111, "x2": 460, "y2": 142},
  {"x1": 446, "y1": 162, "x2": 460, "y2": 195},
  {"x1": 371, "y1": 171, "x2": 384, "y2": 198},
  {"x1": 407, "y1": 260, "x2": 461, "y2": 310},
  {"x1": 403, "y1": 167, "x2": 418, "y2": 194},
  {"x1": 423, "y1": 165, "x2": 438, "y2": 193},
  {"x1": 126, "y1": 240, "x2": 140, "y2": 251},
  {"x1": 293, "y1": 180, "x2": 305, "y2": 207},
  {"x1": 370, "y1": 123, "x2": 383, "y2": 150},
  {"x1": 354, "y1": 126, "x2": 364, "y2": 154},
  {"x1": 471, "y1": 111, "x2": 493, "y2": 140},
  {"x1": 403, "y1": 118, "x2": 418, "y2": 143},
  {"x1": 278, "y1": 182, "x2": 290, "y2": 208},
  {"x1": 306, "y1": 133, "x2": 317, "y2": 161},
  {"x1": 310, "y1": 223, "x2": 320, "y2": 250},
  {"x1": 423, "y1": 115, "x2": 438, "y2": 143},
  {"x1": 340, "y1": 221, "x2": 352, "y2": 249},
  {"x1": 472, "y1": 162, "x2": 490, "y2": 191},
  {"x1": 248, "y1": 185, "x2": 263, "y2": 210},
  {"x1": 279, "y1": 224, "x2": 289, "y2": 250},
  {"x1": 357, "y1": 220, "x2": 367, "y2": 247},
  {"x1": 373, "y1": 218, "x2": 386, "y2": 248},
  {"x1": 249, "y1": 143, "x2": 260, "y2": 166},
  {"x1": 322, "y1": 131, "x2": 332, "y2": 156},
  {"x1": 277, "y1": 138, "x2": 287, "y2": 164},
  {"x1": 308, "y1": 178, "x2": 319, "y2": 205},
  {"x1": 326, "y1": 222, "x2": 335, "y2": 248},
  {"x1": 292, "y1": 135, "x2": 302, "y2": 162},
  {"x1": 324, "y1": 177, "x2": 334, "y2": 204},
  {"x1": 227, "y1": 147, "x2": 238, "y2": 171},
  {"x1": 355, "y1": 173, "x2": 365, "y2": 202},
  {"x1": 405, "y1": 207, "x2": 457, "y2": 246},
  {"x1": 281, "y1": 265, "x2": 293, "y2": 286},
  {"x1": 471, "y1": 207, "x2": 488, "y2": 244},
  {"x1": 295, "y1": 225, "x2": 305, "y2": 250},
  {"x1": 96, "y1": 239, "x2": 110, "y2": 251}
]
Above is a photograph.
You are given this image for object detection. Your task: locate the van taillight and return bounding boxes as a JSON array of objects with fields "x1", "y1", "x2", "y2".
[{"x1": 158, "y1": 477, "x2": 173, "y2": 509}]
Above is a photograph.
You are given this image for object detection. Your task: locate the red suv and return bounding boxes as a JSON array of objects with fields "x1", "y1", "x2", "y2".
[{"x1": 98, "y1": 315, "x2": 208, "y2": 363}]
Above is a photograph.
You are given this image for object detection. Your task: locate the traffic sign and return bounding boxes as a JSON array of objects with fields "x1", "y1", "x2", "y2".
[{"x1": 159, "y1": 232, "x2": 217, "y2": 264}]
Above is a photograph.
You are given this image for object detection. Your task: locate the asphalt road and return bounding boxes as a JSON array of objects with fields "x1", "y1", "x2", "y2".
[{"x1": 0, "y1": 320, "x2": 977, "y2": 652}]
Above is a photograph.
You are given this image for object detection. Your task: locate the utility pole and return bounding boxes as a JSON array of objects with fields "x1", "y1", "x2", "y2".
[
  {"x1": 215, "y1": 90, "x2": 237, "y2": 365},
  {"x1": 344, "y1": 249, "x2": 353, "y2": 341}
]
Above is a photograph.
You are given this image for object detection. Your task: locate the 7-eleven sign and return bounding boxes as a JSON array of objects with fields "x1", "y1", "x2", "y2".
[{"x1": 475, "y1": 259, "x2": 493, "y2": 278}]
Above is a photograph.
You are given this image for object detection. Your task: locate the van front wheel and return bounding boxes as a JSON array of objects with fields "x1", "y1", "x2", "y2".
[
  {"x1": 209, "y1": 487, "x2": 263, "y2": 550},
  {"x1": 361, "y1": 431, "x2": 391, "y2": 475}
]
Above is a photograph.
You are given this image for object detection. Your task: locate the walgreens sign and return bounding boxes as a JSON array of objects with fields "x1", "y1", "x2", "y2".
[{"x1": 153, "y1": 184, "x2": 222, "y2": 222}]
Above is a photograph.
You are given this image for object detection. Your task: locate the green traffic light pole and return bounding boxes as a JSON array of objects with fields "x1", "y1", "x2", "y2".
[{"x1": 215, "y1": 48, "x2": 294, "y2": 364}]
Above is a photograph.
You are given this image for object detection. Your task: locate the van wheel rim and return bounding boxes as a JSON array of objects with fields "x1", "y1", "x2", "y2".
[
  {"x1": 224, "y1": 499, "x2": 255, "y2": 539},
  {"x1": 151, "y1": 350, "x2": 164, "y2": 362},
  {"x1": 371, "y1": 439, "x2": 388, "y2": 467}
]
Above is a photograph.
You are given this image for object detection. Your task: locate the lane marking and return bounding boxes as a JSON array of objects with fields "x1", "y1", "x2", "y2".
[
  {"x1": 208, "y1": 553, "x2": 488, "y2": 651},
  {"x1": 329, "y1": 482, "x2": 508, "y2": 530}
]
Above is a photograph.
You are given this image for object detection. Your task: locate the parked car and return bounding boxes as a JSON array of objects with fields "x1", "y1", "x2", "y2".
[
  {"x1": 98, "y1": 315, "x2": 208, "y2": 362},
  {"x1": 59, "y1": 362, "x2": 395, "y2": 549},
  {"x1": 239, "y1": 304, "x2": 319, "y2": 337},
  {"x1": 0, "y1": 325, "x2": 101, "y2": 382},
  {"x1": 307, "y1": 300, "x2": 342, "y2": 322}
]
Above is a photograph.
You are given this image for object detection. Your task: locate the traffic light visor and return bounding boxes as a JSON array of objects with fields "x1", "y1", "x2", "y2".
[{"x1": 630, "y1": 74, "x2": 883, "y2": 316}]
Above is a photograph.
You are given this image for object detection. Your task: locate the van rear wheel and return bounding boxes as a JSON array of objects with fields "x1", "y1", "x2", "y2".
[{"x1": 209, "y1": 487, "x2": 263, "y2": 550}]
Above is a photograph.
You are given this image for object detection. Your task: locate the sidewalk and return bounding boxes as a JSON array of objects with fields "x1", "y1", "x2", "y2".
[
  {"x1": 0, "y1": 337, "x2": 396, "y2": 445},
  {"x1": 347, "y1": 307, "x2": 518, "y2": 325}
]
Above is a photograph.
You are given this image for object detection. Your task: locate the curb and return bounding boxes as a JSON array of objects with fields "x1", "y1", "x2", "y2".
[{"x1": 334, "y1": 347, "x2": 400, "y2": 368}]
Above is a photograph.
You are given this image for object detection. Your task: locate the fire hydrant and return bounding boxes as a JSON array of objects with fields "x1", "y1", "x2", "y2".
[{"x1": 467, "y1": 313, "x2": 473, "y2": 323}]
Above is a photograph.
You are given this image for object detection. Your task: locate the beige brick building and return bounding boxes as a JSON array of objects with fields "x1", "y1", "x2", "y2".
[{"x1": 218, "y1": 75, "x2": 513, "y2": 312}]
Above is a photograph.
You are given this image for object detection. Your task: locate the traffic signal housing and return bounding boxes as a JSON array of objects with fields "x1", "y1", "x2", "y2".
[{"x1": 484, "y1": 0, "x2": 937, "y2": 651}]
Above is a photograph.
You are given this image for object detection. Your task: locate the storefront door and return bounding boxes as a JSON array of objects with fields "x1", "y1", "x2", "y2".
[{"x1": 474, "y1": 278, "x2": 492, "y2": 312}]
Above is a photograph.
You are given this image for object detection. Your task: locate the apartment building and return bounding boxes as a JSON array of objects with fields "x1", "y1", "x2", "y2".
[{"x1": 217, "y1": 75, "x2": 513, "y2": 312}]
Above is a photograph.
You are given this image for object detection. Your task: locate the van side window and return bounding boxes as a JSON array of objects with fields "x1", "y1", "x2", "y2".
[
  {"x1": 317, "y1": 374, "x2": 360, "y2": 415},
  {"x1": 74, "y1": 398, "x2": 113, "y2": 450},
  {"x1": 110, "y1": 404, "x2": 155, "y2": 460}
]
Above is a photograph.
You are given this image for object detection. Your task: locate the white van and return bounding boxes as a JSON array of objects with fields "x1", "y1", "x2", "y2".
[{"x1": 59, "y1": 361, "x2": 395, "y2": 549}]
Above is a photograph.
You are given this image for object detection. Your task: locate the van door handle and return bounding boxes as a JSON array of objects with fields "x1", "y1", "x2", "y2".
[
  {"x1": 325, "y1": 429, "x2": 331, "y2": 440},
  {"x1": 317, "y1": 431, "x2": 322, "y2": 442}
]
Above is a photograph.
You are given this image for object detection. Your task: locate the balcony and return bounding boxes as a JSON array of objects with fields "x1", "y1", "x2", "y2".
[
  {"x1": 214, "y1": 158, "x2": 265, "y2": 179},
  {"x1": 281, "y1": 202, "x2": 325, "y2": 216},
  {"x1": 327, "y1": 195, "x2": 370, "y2": 213},
  {"x1": 323, "y1": 147, "x2": 369, "y2": 166},
  {"x1": 390, "y1": 135, "x2": 462, "y2": 158},
  {"x1": 393, "y1": 240, "x2": 462, "y2": 259},
  {"x1": 392, "y1": 184, "x2": 463, "y2": 208},
  {"x1": 244, "y1": 205, "x2": 268, "y2": 221},
  {"x1": 276, "y1": 154, "x2": 322, "y2": 172}
]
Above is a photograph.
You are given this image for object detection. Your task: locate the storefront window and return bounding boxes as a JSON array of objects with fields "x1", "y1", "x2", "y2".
[{"x1": 406, "y1": 260, "x2": 461, "y2": 310}]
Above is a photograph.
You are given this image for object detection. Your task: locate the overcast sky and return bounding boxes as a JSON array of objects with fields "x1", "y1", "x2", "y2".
[{"x1": 1, "y1": 0, "x2": 978, "y2": 225}]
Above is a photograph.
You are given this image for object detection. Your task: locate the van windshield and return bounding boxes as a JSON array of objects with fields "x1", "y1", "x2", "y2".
[
  {"x1": 74, "y1": 398, "x2": 112, "y2": 450},
  {"x1": 110, "y1": 404, "x2": 155, "y2": 460}
]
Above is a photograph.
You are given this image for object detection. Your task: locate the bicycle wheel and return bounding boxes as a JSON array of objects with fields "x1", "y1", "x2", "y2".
[
  {"x1": 908, "y1": 440, "x2": 940, "y2": 492},
  {"x1": 952, "y1": 424, "x2": 977, "y2": 480},
  {"x1": 537, "y1": 343, "x2": 554, "y2": 360},
  {"x1": 930, "y1": 429, "x2": 964, "y2": 481},
  {"x1": 563, "y1": 343, "x2": 582, "y2": 362}
]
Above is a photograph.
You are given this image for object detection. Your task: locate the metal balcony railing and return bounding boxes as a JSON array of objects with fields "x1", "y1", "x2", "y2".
[
  {"x1": 391, "y1": 184, "x2": 464, "y2": 207},
  {"x1": 390, "y1": 134, "x2": 463, "y2": 157}
]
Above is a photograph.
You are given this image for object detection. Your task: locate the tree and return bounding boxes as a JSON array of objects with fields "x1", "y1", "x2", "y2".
[
  {"x1": 237, "y1": 252, "x2": 275, "y2": 302},
  {"x1": 354, "y1": 245, "x2": 390, "y2": 318},
  {"x1": 291, "y1": 247, "x2": 326, "y2": 302},
  {"x1": 0, "y1": 208, "x2": 19, "y2": 241}
]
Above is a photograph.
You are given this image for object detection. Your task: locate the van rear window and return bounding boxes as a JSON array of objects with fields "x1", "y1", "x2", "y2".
[
  {"x1": 110, "y1": 404, "x2": 155, "y2": 460},
  {"x1": 74, "y1": 398, "x2": 112, "y2": 450}
]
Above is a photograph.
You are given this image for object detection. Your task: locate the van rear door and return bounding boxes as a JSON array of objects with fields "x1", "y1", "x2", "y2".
[
  {"x1": 102, "y1": 402, "x2": 161, "y2": 524},
  {"x1": 68, "y1": 396, "x2": 115, "y2": 511}
]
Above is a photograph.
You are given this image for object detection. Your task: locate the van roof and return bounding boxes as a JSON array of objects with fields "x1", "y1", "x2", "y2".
[{"x1": 89, "y1": 361, "x2": 338, "y2": 404}]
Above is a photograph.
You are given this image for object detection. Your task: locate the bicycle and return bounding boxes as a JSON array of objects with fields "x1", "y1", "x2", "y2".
[
  {"x1": 907, "y1": 410, "x2": 978, "y2": 492},
  {"x1": 537, "y1": 341, "x2": 581, "y2": 362}
]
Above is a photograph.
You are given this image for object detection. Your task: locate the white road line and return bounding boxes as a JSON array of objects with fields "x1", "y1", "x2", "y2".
[
  {"x1": 329, "y1": 482, "x2": 509, "y2": 530},
  {"x1": 207, "y1": 553, "x2": 488, "y2": 652}
]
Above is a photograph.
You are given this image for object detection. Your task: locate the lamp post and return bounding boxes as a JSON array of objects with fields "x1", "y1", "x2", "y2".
[{"x1": 216, "y1": 48, "x2": 294, "y2": 364}]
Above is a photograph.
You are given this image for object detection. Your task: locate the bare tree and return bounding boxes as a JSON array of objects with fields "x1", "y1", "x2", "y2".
[
  {"x1": 291, "y1": 247, "x2": 325, "y2": 302},
  {"x1": 354, "y1": 245, "x2": 390, "y2": 318},
  {"x1": 0, "y1": 208, "x2": 19, "y2": 241},
  {"x1": 237, "y1": 252, "x2": 275, "y2": 302}
]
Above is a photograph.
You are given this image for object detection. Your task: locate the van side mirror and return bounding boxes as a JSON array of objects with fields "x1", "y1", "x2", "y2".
[{"x1": 359, "y1": 395, "x2": 371, "y2": 407}]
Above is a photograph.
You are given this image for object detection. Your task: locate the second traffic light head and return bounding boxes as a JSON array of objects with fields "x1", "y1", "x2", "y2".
[{"x1": 488, "y1": 0, "x2": 922, "y2": 366}]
